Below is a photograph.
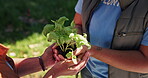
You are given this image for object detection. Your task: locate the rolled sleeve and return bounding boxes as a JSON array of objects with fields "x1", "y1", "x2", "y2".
[
  {"x1": 75, "y1": 0, "x2": 83, "y2": 14},
  {"x1": 0, "y1": 44, "x2": 9, "y2": 56}
]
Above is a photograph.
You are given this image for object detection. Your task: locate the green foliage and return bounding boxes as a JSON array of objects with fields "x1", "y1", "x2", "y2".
[
  {"x1": 1, "y1": 0, "x2": 79, "y2": 77},
  {"x1": 42, "y1": 24, "x2": 55, "y2": 37},
  {"x1": 42, "y1": 17, "x2": 91, "y2": 64},
  {"x1": 0, "y1": 0, "x2": 77, "y2": 43}
]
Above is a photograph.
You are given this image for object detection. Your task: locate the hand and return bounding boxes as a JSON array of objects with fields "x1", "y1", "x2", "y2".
[
  {"x1": 43, "y1": 52, "x2": 90, "y2": 78},
  {"x1": 41, "y1": 43, "x2": 58, "y2": 68},
  {"x1": 74, "y1": 45, "x2": 89, "y2": 58},
  {"x1": 53, "y1": 45, "x2": 89, "y2": 63}
]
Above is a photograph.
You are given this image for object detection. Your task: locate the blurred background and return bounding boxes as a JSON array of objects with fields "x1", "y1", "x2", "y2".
[{"x1": 0, "y1": 0, "x2": 79, "y2": 78}]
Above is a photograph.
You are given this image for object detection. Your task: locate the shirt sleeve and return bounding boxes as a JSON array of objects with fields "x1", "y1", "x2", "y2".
[
  {"x1": 0, "y1": 44, "x2": 9, "y2": 56},
  {"x1": 141, "y1": 27, "x2": 148, "y2": 46},
  {"x1": 75, "y1": 0, "x2": 83, "y2": 14}
]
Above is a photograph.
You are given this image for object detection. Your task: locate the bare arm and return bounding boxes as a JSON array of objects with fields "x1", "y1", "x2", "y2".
[
  {"x1": 74, "y1": 13, "x2": 83, "y2": 34},
  {"x1": 13, "y1": 44, "x2": 57, "y2": 77},
  {"x1": 73, "y1": 13, "x2": 148, "y2": 73},
  {"x1": 88, "y1": 45, "x2": 148, "y2": 73},
  {"x1": 13, "y1": 57, "x2": 43, "y2": 76}
]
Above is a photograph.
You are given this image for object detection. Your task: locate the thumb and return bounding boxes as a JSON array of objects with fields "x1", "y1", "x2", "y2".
[{"x1": 74, "y1": 45, "x2": 88, "y2": 56}]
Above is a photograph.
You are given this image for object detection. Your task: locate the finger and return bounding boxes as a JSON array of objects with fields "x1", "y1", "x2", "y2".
[
  {"x1": 53, "y1": 49, "x2": 58, "y2": 54},
  {"x1": 52, "y1": 43, "x2": 58, "y2": 49},
  {"x1": 50, "y1": 43, "x2": 56, "y2": 48},
  {"x1": 76, "y1": 53, "x2": 85, "y2": 63},
  {"x1": 44, "y1": 44, "x2": 56, "y2": 53},
  {"x1": 79, "y1": 52, "x2": 90, "y2": 70},
  {"x1": 54, "y1": 54, "x2": 60, "y2": 61},
  {"x1": 45, "y1": 45, "x2": 52, "y2": 52},
  {"x1": 65, "y1": 60, "x2": 75, "y2": 66},
  {"x1": 53, "y1": 49, "x2": 60, "y2": 61},
  {"x1": 81, "y1": 52, "x2": 90, "y2": 61},
  {"x1": 77, "y1": 53, "x2": 85, "y2": 60},
  {"x1": 71, "y1": 52, "x2": 90, "y2": 70},
  {"x1": 77, "y1": 57, "x2": 81, "y2": 63},
  {"x1": 74, "y1": 45, "x2": 88, "y2": 56}
]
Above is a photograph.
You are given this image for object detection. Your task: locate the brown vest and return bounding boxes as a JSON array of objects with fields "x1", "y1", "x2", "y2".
[{"x1": 81, "y1": 0, "x2": 148, "y2": 78}]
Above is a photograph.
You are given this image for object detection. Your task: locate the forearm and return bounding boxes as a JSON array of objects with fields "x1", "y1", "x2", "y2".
[
  {"x1": 74, "y1": 13, "x2": 83, "y2": 34},
  {"x1": 14, "y1": 57, "x2": 43, "y2": 77},
  {"x1": 89, "y1": 45, "x2": 148, "y2": 73}
]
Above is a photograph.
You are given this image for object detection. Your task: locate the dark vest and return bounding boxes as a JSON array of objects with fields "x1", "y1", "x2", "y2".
[{"x1": 81, "y1": 0, "x2": 148, "y2": 78}]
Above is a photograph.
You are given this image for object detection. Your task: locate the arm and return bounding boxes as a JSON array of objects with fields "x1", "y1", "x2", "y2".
[
  {"x1": 74, "y1": 13, "x2": 83, "y2": 34},
  {"x1": 14, "y1": 44, "x2": 57, "y2": 77},
  {"x1": 74, "y1": 12, "x2": 148, "y2": 73},
  {"x1": 13, "y1": 57, "x2": 43, "y2": 76},
  {"x1": 87, "y1": 45, "x2": 148, "y2": 73}
]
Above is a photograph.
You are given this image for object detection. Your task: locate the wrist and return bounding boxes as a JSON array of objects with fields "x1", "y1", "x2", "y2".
[
  {"x1": 38, "y1": 56, "x2": 47, "y2": 71},
  {"x1": 88, "y1": 45, "x2": 102, "y2": 56},
  {"x1": 75, "y1": 25, "x2": 83, "y2": 35},
  {"x1": 41, "y1": 55, "x2": 54, "y2": 69}
]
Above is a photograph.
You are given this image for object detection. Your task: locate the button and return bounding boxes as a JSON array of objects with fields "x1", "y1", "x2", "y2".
[{"x1": 118, "y1": 32, "x2": 126, "y2": 37}]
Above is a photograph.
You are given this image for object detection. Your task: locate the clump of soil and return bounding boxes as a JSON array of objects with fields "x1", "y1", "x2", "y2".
[{"x1": 56, "y1": 43, "x2": 76, "y2": 58}]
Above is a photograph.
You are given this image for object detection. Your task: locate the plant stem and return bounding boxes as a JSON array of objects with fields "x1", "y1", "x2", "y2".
[
  {"x1": 69, "y1": 41, "x2": 77, "y2": 49},
  {"x1": 65, "y1": 43, "x2": 69, "y2": 52},
  {"x1": 66, "y1": 48, "x2": 73, "y2": 52},
  {"x1": 61, "y1": 44, "x2": 65, "y2": 52},
  {"x1": 64, "y1": 40, "x2": 72, "y2": 52},
  {"x1": 57, "y1": 40, "x2": 64, "y2": 52}
]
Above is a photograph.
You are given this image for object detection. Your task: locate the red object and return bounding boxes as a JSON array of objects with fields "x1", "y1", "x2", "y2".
[{"x1": 0, "y1": 44, "x2": 9, "y2": 56}]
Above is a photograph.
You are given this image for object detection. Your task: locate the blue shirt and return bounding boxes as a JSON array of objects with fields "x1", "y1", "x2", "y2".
[
  {"x1": 75, "y1": 0, "x2": 148, "y2": 78},
  {"x1": 142, "y1": 28, "x2": 148, "y2": 46}
]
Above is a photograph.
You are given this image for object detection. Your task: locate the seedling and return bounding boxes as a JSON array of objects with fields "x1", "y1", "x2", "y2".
[{"x1": 42, "y1": 16, "x2": 91, "y2": 64}]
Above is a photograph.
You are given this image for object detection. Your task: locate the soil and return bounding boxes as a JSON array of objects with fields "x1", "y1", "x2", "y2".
[{"x1": 56, "y1": 43, "x2": 76, "y2": 58}]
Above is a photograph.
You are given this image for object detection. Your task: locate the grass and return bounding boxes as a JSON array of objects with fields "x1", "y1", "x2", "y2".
[
  {"x1": 0, "y1": 0, "x2": 79, "y2": 78},
  {"x1": 6, "y1": 33, "x2": 49, "y2": 58}
]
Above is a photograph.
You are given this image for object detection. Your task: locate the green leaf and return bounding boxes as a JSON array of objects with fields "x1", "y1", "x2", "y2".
[
  {"x1": 54, "y1": 22, "x2": 63, "y2": 31},
  {"x1": 59, "y1": 36, "x2": 65, "y2": 45},
  {"x1": 70, "y1": 33, "x2": 91, "y2": 49},
  {"x1": 47, "y1": 32, "x2": 59, "y2": 42},
  {"x1": 83, "y1": 33, "x2": 87, "y2": 38},
  {"x1": 66, "y1": 52, "x2": 72, "y2": 59},
  {"x1": 64, "y1": 27, "x2": 72, "y2": 34},
  {"x1": 66, "y1": 51, "x2": 78, "y2": 64},
  {"x1": 54, "y1": 16, "x2": 69, "y2": 31},
  {"x1": 57, "y1": 16, "x2": 69, "y2": 26},
  {"x1": 42, "y1": 24, "x2": 54, "y2": 37},
  {"x1": 72, "y1": 52, "x2": 77, "y2": 64},
  {"x1": 70, "y1": 20, "x2": 75, "y2": 27}
]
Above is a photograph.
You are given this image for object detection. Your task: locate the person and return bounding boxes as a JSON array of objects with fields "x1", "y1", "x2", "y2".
[
  {"x1": 0, "y1": 43, "x2": 90, "y2": 78},
  {"x1": 74, "y1": 0, "x2": 148, "y2": 78}
]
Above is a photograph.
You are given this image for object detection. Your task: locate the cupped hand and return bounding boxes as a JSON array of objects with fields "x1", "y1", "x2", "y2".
[
  {"x1": 53, "y1": 45, "x2": 89, "y2": 61},
  {"x1": 43, "y1": 51, "x2": 90, "y2": 78},
  {"x1": 41, "y1": 43, "x2": 58, "y2": 68},
  {"x1": 74, "y1": 45, "x2": 89, "y2": 59}
]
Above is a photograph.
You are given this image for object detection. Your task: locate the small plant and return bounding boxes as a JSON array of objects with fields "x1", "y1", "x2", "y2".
[{"x1": 42, "y1": 16, "x2": 91, "y2": 64}]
